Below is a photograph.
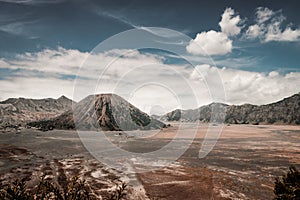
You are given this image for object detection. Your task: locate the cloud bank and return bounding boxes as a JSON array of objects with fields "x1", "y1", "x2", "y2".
[
  {"x1": 191, "y1": 65, "x2": 300, "y2": 105},
  {"x1": 0, "y1": 47, "x2": 299, "y2": 113}
]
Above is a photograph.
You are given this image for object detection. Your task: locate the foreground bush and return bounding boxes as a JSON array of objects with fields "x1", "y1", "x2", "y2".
[
  {"x1": 0, "y1": 175, "x2": 90, "y2": 200},
  {"x1": 274, "y1": 166, "x2": 300, "y2": 200},
  {"x1": 0, "y1": 175, "x2": 127, "y2": 200},
  {"x1": 110, "y1": 182, "x2": 127, "y2": 200}
]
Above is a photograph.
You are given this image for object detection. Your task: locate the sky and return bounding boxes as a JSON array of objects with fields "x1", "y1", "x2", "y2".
[{"x1": 0, "y1": 0, "x2": 300, "y2": 114}]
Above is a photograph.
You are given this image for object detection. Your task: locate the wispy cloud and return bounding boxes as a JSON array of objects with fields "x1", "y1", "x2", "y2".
[
  {"x1": 0, "y1": 0, "x2": 65, "y2": 5},
  {"x1": 0, "y1": 21, "x2": 29, "y2": 35},
  {"x1": 89, "y1": 4, "x2": 139, "y2": 29},
  {"x1": 0, "y1": 16, "x2": 40, "y2": 39},
  {"x1": 244, "y1": 7, "x2": 300, "y2": 42}
]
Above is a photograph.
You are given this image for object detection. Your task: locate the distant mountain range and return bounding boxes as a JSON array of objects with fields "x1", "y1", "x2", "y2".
[
  {"x1": 0, "y1": 96, "x2": 73, "y2": 129},
  {"x1": 1, "y1": 92, "x2": 299, "y2": 131},
  {"x1": 28, "y1": 94, "x2": 166, "y2": 131},
  {"x1": 160, "y1": 93, "x2": 300, "y2": 125}
]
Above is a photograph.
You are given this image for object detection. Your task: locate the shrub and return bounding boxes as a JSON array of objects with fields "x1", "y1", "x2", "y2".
[
  {"x1": 274, "y1": 166, "x2": 300, "y2": 200},
  {"x1": 0, "y1": 177, "x2": 31, "y2": 200},
  {"x1": 0, "y1": 175, "x2": 128, "y2": 200},
  {"x1": 0, "y1": 175, "x2": 91, "y2": 200},
  {"x1": 109, "y1": 182, "x2": 127, "y2": 200}
]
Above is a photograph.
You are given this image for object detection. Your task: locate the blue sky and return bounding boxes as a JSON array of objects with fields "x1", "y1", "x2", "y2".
[{"x1": 0, "y1": 0, "x2": 299, "y2": 112}]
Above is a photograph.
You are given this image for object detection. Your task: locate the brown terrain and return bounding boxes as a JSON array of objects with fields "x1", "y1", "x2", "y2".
[
  {"x1": 0, "y1": 124, "x2": 299, "y2": 199},
  {"x1": 132, "y1": 124, "x2": 300, "y2": 199}
]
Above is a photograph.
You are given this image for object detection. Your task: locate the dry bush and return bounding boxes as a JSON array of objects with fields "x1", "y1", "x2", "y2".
[
  {"x1": 0, "y1": 175, "x2": 127, "y2": 200},
  {"x1": 274, "y1": 166, "x2": 300, "y2": 200}
]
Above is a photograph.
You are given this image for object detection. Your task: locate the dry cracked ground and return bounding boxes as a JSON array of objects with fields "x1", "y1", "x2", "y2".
[{"x1": 0, "y1": 124, "x2": 299, "y2": 199}]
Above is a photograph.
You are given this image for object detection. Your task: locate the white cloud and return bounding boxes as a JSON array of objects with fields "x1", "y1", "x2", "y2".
[
  {"x1": 268, "y1": 71, "x2": 279, "y2": 77},
  {"x1": 186, "y1": 30, "x2": 232, "y2": 56},
  {"x1": 186, "y1": 7, "x2": 242, "y2": 56},
  {"x1": 265, "y1": 22, "x2": 300, "y2": 42},
  {"x1": 0, "y1": 47, "x2": 87, "y2": 75},
  {"x1": 245, "y1": 7, "x2": 300, "y2": 42},
  {"x1": 190, "y1": 64, "x2": 211, "y2": 81},
  {"x1": 0, "y1": 47, "x2": 164, "y2": 79},
  {"x1": 256, "y1": 7, "x2": 274, "y2": 24},
  {"x1": 245, "y1": 24, "x2": 264, "y2": 39},
  {"x1": 219, "y1": 7, "x2": 242, "y2": 36}
]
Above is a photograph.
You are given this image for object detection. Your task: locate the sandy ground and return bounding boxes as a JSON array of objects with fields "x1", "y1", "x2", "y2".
[
  {"x1": 129, "y1": 124, "x2": 300, "y2": 199},
  {"x1": 0, "y1": 124, "x2": 299, "y2": 199},
  {"x1": 0, "y1": 129, "x2": 147, "y2": 199}
]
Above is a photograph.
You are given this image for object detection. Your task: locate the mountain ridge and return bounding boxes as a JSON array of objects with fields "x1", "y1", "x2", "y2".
[
  {"x1": 0, "y1": 95, "x2": 74, "y2": 129},
  {"x1": 28, "y1": 94, "x2": 166, "y2": 131},
  {"x1": 1, "y1": 92, "x2": 299, "y2": 131},
  {"x1": 160, "y1": 92, "x2": 300, "y2": 125}
]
